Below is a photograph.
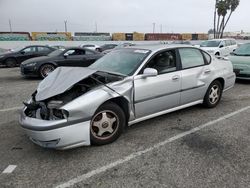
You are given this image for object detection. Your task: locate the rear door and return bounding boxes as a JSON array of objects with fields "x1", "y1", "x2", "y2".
[
  {"x1": 37, "y1": 46, "x2": 54, "y2": 56},
  {"x1": 83, "y1": 49, "x2": 101, "y2": 66},
  {"x1": 134, "y1": 49, "x2": 182, "y2": 118},
  {"x1": 178, "y1": 48, "x2": 213, "y2": 105}
]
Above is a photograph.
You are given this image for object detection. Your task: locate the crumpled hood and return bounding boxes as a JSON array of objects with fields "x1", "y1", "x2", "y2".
[
  {"x1": 22, "y1": 56, "x2": 51, "y2": 65},
  {"x1": 35, "y1": 67, "x2": 97, "y2": 101}
]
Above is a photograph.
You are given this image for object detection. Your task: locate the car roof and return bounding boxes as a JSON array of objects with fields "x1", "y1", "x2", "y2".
[
  {"x1": 25, "y1": 45, "x2": 53, "y2": 48},
  {"x1": 126, "y1": 44, "x2": 195, "y2": 53}
]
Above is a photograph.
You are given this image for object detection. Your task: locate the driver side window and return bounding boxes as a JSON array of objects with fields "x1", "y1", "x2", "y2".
[{"x1": 146, "y1": 50, "x2": 177, "y2": 74}]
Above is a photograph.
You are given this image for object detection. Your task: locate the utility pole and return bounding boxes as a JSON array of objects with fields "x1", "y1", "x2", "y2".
[
  {"x1": 95, "y1": 22, "x2": 98, "y2": 33},
  {"x1": 64, "y1": 20, "x2": 67, "y2": 33},
  {"x1": 9, "y1": 19, "x2": 12, "y2": 32},
  {"x1": 153, "y1": 23, "x2": 155, "y2": 33},
  {"x1": 160, "y1": 24, "x2": 162, "y2": 33}
]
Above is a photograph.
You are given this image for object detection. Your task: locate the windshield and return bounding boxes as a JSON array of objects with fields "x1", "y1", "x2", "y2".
[
  {"x1": 90, "y1": 49, "x2": 150, "y2": 76},
  {"x1": 48, "y1": 49, "x2": 64, "y2": 57},
  {"x1": 200, "y1": 41, "x2": 221, "y2": 47},
  {"x1": 233, "y1": 43, "x2": 250, "y2": 56},
  {"x1": 11, "y1": 46, "x2": 25, "y2": 52}
]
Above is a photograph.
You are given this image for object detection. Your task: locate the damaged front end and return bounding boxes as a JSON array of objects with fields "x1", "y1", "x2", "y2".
[
  {"x1": 24, "y1": 69, "x2": 124, "y2": 121},
  {"x1": 19, "y1": 67, "x2": 127, "y2": 149}
]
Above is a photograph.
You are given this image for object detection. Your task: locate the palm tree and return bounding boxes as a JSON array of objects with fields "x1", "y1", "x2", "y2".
[{"x1": 213, "y1": 0, "x2": 240, "y2": 39}]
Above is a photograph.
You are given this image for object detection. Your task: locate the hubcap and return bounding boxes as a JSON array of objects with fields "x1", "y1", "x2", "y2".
[
  {"x1": 91, "y1": 111, "x2": 118, "y2": 139},
  {"x1": 209, "y1": 85, "x2": 220, "y2": 104}
]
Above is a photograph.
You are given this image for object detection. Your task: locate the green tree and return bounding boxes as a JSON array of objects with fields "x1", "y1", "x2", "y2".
[{"x1": 213, "y1": 0, "x2": 240, "y2": 39}]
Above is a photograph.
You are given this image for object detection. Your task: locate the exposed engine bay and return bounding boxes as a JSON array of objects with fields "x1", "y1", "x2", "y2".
[{"x1": 24, "y1": 72, "x2": 124, "y2": 120}]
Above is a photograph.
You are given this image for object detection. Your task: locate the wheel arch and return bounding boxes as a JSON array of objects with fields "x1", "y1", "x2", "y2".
[
  {"x1": 213, "y1": 77, "x2": 225, "y2": 90},
  {"x1": 38, "y1": 61, "x2": 57, "y2": 70},
  {"x1": 101, "y1": 97, "x2": 130, "y2": 124}
]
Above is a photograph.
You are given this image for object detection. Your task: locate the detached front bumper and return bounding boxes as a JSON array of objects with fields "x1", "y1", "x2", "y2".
[{"x1": 19, "y1": 109, "x2": 91, "y2": 149}]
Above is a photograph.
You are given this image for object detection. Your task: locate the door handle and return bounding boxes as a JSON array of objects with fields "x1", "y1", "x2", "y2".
[
  {"x1": 172, "y1": 75, "x2": 180, "y2": 81},
  {"x1": 204, "y1": 69, "x2": 211, "y2": 74}
]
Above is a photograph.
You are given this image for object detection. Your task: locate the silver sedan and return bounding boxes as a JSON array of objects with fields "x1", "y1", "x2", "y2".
[{"x1": 19, "y1": 45, "x2": 236, "y2": 149}]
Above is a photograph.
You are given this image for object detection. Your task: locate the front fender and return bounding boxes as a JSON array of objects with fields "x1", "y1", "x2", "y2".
[{"x1": 62, "y1": 88, "x2": 118, "y2": 122}]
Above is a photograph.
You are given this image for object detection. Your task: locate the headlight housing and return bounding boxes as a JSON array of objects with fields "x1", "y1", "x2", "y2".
[{"x1": 24, "y1": 62, "x2": 36, "y2": 67}]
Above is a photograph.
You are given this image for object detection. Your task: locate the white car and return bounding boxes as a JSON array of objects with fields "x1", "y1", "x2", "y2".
[
  {"x1": 200, "y1": 39, "x2": 237, "y2": 57},
  {"x1": 79, "y1": 44, "x2": 101, "y2": 52}
]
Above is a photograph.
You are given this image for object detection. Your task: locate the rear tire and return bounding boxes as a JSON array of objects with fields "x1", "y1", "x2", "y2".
[
  {"x1": 39, "y1": 64, "x2": 55, "y2": 78},
  {"x1": 203, "y1": 80, "x2": 222, "y2": 108},
  {"x1": 5, "y1": 58, "x2": 17, "y2": 67},
  {"x1": 90, "y1": 102, "x2": 125, "y2": 145}
]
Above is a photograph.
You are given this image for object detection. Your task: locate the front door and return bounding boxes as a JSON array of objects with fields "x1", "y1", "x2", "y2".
[{"x1": 134, "y1": 49, "x2": 181, "y2": 118}]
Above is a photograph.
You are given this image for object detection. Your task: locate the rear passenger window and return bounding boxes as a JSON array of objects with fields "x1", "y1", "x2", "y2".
[{"x1": 179, "y1": 48, "x2": 205, "y2": 69}]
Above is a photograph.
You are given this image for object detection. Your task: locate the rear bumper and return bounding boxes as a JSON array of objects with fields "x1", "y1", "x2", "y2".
[{"x1": 19, "y1": 110, "x2": 91, "y2": 149}]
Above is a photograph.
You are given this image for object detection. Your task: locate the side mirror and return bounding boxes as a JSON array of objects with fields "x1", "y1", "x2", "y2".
[
  {"x1": 20, "y1": 51, "x2": 25, "y2": 55},
  {"x1": 142, "y1": 68, "x2": 158, "y2": 78},
  {"x1": 219, "y1": 45, "x2": 224, "y2": 48},
  {"x1": 64, "y1": 53, "x2": 69, "y2": 58}
]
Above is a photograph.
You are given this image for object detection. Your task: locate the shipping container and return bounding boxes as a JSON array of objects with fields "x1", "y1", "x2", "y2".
[
  {"x1": 112, "y1": 33, "x2": 126, "y2": 41},
  {"x1": 145, "y1": 33, "x2": 182, "y2": 41},
  {"x1": 192, "y1": 34, "x2": 198, "y2": 40},
  {"x1": 73, "y1": 36, "x2": 111, "y2": 41},
  {"x1": 74, "y1": 32, "x2": 110, "y2": 37},
  {"x1": 125, "y1": 33, "x2": 133, "y2": 41},
  {"x1": 0, "y1": 32, "x2": 31, "y2": 41},
  {"x1": 181, "y1": 33, "x2": 192, "y2": 40},
  {"x1": 31, "y1": 32, "x2": 72, "y2": 41},
  {"x1": 197, "y1": 33, "x2": 209, "y2": 40},
  {"x1": 133, "y1": 32, "x2": 144, "y2": 41}
]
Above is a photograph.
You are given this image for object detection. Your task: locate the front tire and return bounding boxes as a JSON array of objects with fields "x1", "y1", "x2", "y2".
[
  {"x1": 203, "y1": 80, "x2": 222, "y2": 108},
  {"x1": 39, "y1": 64, "x2": 55, "y2": 78},
  {"x1": 90, "y1": 102, "x2": 125, "y2": 145}
]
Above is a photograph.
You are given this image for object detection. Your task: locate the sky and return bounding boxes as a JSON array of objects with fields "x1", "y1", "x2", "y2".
[{"x1": 0, "y1": 0, "x2": 249, "y2": 34}]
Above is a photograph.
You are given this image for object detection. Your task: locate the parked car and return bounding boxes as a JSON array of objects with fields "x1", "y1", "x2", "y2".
[
  {"x1": 99, "y1": 44, "x2": 118, "y2": 52},
  {"x1": 229, "y1": 43, "x2": 250, "y2": 80},
  {"x1": 102, "y1": 43, "x2": 135, "y2": 54},
  {"x1": 171, "y1": 40, "x2": 192, "y2": 45},
  {"x1": 20, "y1": 47, "x2": 103, "y2": 78},
  {"x1": 19, "y1": 45, "x2": 235, "y2": 149},
  {"x1": 48, "y1": 45, "x2": 65, "y2": 50},
  {"x1": 0, "y1": 45, "x2": 56, "y2": 67},
  {"x1": 200, "y1": 39, "x2": 237, "y2": 57},
  {"x1": 79, "y1": 44, "x2": 101, "y2": 52}
]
